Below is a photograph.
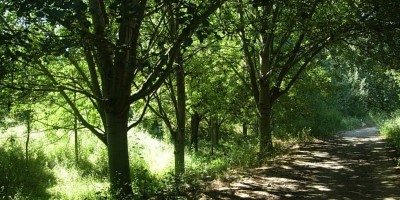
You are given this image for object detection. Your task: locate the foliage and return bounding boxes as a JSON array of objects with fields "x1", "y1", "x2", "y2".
[
  {"x1": 140, "y1": 117, "x2": 164, "y2": 139},
  {"x1": 379, "y1": 111, "x2": 400, "y2": 153},
  {"x1": 0, "y1": 140, "x2": 55, "y2": 199},
  {"x1": 328, "y1": 44, "x2": 400, "y2": 115},
  {"x1": 0, "y1": 0, "x2": 399, "y2": 198},
  {"x1": 273, "y1": 63, "x2": 370, "y2": 138},
  {"x1": 0, "y1": 126, "x2": 264, "y2": 199}
]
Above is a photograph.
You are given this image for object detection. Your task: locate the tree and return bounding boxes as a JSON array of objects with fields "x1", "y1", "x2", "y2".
[
  {"x1": 227, "y1": 0, "x2": 395, "y2": 157},
  {"x1": 1, "y1": 0, "x2": 225, "y2": 198},
  {"x1": 328, "y1": 44, "x2": 400, "y2": 115},
  {"x1": 145, "y1": 2, "x2": 187, "y2": 177},
  {"x1": 185, "y1": 40, "x2": 240, "y2": 154}
]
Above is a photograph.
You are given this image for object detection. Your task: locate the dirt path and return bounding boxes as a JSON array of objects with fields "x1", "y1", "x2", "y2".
[{"x1": 202, "y1": 127, "x2": 400, "y2": 200}]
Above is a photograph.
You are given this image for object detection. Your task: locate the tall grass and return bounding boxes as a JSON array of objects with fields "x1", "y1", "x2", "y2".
[
  {"x1": 0, "y1": 144, "x2": 55, "y2": 199},
  {"x1": 0, "y1": 125, "x2": 264, "y2": 199},
  {"x1": 0, "y1": 126, "x2": 111, "y2": 200}
]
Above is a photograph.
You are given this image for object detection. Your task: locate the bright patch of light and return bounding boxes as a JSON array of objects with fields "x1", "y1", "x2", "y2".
[
  {"x1": 309, "y1": 184, "x2": 331, "y2": 191},
  {"x1": 310, "y1": 151, "x2": 330, "y2": 157},
  {"x1": 128, "y1": 130, "x2": 174, "y2": 173},
  {"x1": 293, "y1": 160, "x2": 349, "y2": 170},
  {"x1": 281, "y1": 165, "x2": 293, "y2": 169}
]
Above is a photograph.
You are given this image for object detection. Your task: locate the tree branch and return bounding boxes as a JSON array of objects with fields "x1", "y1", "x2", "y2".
[
  {"x1": 36, "y1": 61, "x2": 107, "y2": 145},
  {"x1": 237, "y1": 0, "x2": 259, "y2": 107},
  {"x1": 129, "y1": 0, "x2": 225, "y2": 103},
  {"x1": 271, "y1": 42, "x2": 327, "y2": 102},
  {"x1": 128, "y1": 96, "x2": 151, "y2": 130}
]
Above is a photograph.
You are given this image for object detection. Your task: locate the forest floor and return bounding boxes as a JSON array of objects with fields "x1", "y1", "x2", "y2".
[{"x1": 200, "y1": 127, "x2": 400, "y2": 200}]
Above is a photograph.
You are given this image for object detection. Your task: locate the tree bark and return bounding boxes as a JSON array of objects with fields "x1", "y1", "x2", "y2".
[
  {"x1": 174, "y1": 52, "x2": 185, "y2": 175},
  {"x1": 258, "y1": 82, "x2": 273, "y2": 157},
  {"x1": 214, "y1": 120, "x2": 220, "y2": 146},
  {"x1": 210, "y1": 116, "x2": 219, "y2": 155},
  {"x1": 74, "y1": 115, "x2": 79, "y2": 164},
  {"x1": 253, "y1": 118, "x2": 259, "y2": 136},
  {"x1": 190, "y1": 112, "x2": 201, "y2": 152},
  {"x1": 74, "y1": 90, "x2": 79, "y2": 164},
  {"x1": 243, "y1": 122, "x2": 248, "y2": 137},
  {"x1": 25, "y1": 111, "x2": 31, "y2": 161},
  {"x1": 106, "y1": 111, "x2": 133, "y2": 198}
]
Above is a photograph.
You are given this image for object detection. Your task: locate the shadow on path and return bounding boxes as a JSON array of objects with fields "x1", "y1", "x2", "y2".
[{"x1": 202, "y1": 127, "x2": 400, "y2": 200}]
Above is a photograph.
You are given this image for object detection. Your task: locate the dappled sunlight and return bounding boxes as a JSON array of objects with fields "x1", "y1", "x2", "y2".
[
  {"x1": 235, "y1": 190, "x2": 279, "y2": 199},
  {"x1": 258, "y1": 177, "x2": 300, "y2": 190},
  {"x1": 342, "y1": 136, "x2": 382, "y2": 143},
  {"x1": 341, "y1": 127, "x2": 383, "y2": 143},
  {"x1": 281, "y1": 165, "x2": 293, "y2": 170},
  {"x1": 308, "y1": 184, "x2": 331, "y2": 191},
  {"x1": 293, "y1": 160, "x2": 351, "y2": 170},
  {"x1": 210, "y1": 180, "x2": 232, "y2": 192},
  {"x1": 341, "y1": 127, "x2": 380, "y2": 137},
  {"x1": 204, "y1": 128, "x2": 400, "y2": 199},
  {"x1": 309, "y1": 150, "x2": 330, "y2": 158}
]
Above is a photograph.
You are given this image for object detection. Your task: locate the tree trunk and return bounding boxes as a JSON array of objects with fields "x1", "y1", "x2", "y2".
[
  {"x1": 210, "y1": 116, "x2": 219, "y2": 155},
  {"x1": 214, "y1": 122, "x2": 219, "y2": 146},
  {"x1": 74, "y1": 120, "x2": 79, "y2": 164},
  {"x1": 243, "y1": 122, "x2": 248, "y2": 137},
  {"x1": 74, "y1": 91, "x2": 79, "y2": 164},
  {"x1": 209, "y1": 120, "x2": 214, "y2": 155},
  {"x1": 74, "y1": 115, "x2": 79, "y2": 164},
  {"x1": 257, "y1": 30, "x2": 274, "y2": 158},
  {"x1": 254, "y1": 118, "x2": 259, "y2": 136},
  {"x1": 106, "y1": 111, "x2": 133, "y2": 198},
  {"x1": 190, "y1": 112, "x2": 201, "y2": 152},
  {"x1": 174, "y1": 52, "x2": 185, "y2": 175},
  {"x1": 25, "y1": 112, "x2": 31, "y2": 161},
  {"x1": 258, "y1": 82, "x2": 273, "y2": 157}
]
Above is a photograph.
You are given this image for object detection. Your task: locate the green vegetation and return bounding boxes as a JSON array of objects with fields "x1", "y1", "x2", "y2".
[
  {"x1": 381, "y1": 115, "x2": 400, "y2": 150},
  {"x1": 0, "y1": 126, "x2": 260, "y2": 199},
  {"x1": 1, "y1": 0, "x2": 399, "y2": 199},
  {"x1": 375, "y1": 112, "x2": 400, "y2": 164},
  {"x1": 0, "y1": 139, "x2": 54, "y2": 199}
]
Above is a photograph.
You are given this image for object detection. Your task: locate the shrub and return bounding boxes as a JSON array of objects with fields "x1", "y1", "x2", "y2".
[
  {"x1": 380, "y1": 113, "x2": 400, "y2": 151},
  {"x1": 0, "y1": 140, "x2": 55, "y2": 199}
]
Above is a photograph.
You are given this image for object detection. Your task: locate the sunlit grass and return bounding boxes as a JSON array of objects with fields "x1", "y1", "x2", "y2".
[
  {"x1": 47, "y1": 165, "x2": 108, "y2": 200},
  {"x1": 1, "y1": 125, "x2": 26, "y2": 140},
  {"x1": 0, "y1": 125, "x2": 110, "y2": 199},
  {"x1": 128, "y1": 130, "x2": 174, "y2": 174},
  {"x1": 1, "y1": 124, "x2": 265, "y2": 199}
]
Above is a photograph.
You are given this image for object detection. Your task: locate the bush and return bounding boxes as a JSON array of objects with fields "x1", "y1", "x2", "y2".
[
  {"x1": 130, "y1": 157, "x2": 161, "y2": 199},
  {"x1": 0, "y1": 141, "x2": 55, "y2": 199},
  {"x1": 380, "y1": 113, "x2": 400, "y2": 151}
]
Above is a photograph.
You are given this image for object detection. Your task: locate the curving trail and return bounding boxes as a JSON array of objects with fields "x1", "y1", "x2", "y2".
[{"x1": 202, "y1": 127, "x2": 400, "y2": 200}]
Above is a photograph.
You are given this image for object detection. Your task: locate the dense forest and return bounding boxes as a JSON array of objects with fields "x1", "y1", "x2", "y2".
[{"x1": 0, "y1": 0, "x2": 399, "y2": 199}]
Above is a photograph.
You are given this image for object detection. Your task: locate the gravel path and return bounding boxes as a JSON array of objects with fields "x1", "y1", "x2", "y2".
[{"x1": 202, "y1": 127, "x2": 400, "y2": 200}]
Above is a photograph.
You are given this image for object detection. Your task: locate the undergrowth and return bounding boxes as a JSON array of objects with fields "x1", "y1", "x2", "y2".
[
  {"x1": 0, "y1": 139, "x2": 55, "y2": 199},
  {"x1": 376, "y1": 111, "x2": 400, "y2": 165},
  {"x1": 0, "y1": 123, "x2": 344, "y2": 199},
  {"x1": 0, "y1": 126, "x2": 263, "y2": 199}
]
